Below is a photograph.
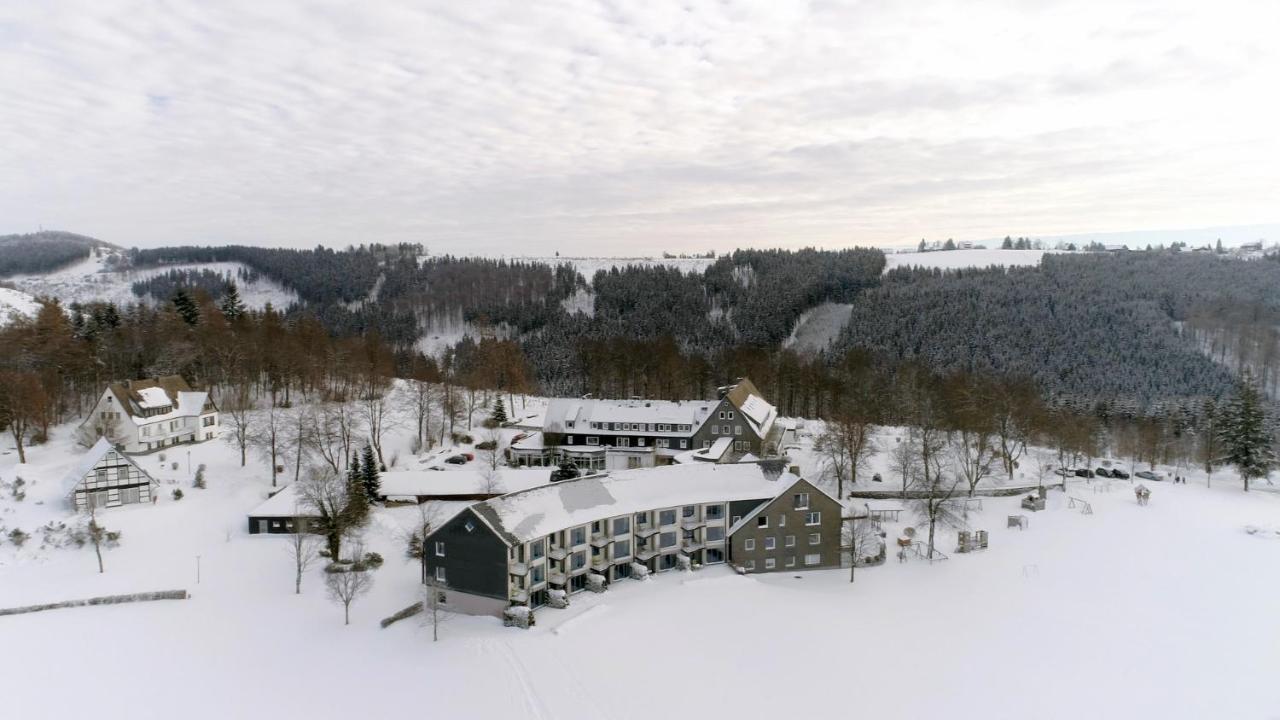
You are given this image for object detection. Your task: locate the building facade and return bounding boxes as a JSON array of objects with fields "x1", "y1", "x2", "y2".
[
  {"x1": 63, "y1": 437, "x2": 159, "y2": 511},
  {"x1": 422, "y1": 463, "x2": 844, "y2": 616},
  {"x1": 79, "y1": 376, "x2": 220, "y2": 454},
  {"x1": 726, "y1": 478, "x2": 845, "y2": 573},
  {"x1": 508, "y1": 378, "x2": 780, "y2": 469}
]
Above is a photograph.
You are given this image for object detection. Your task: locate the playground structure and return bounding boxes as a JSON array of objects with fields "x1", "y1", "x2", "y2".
[
  {"x1": 956, "y1": 529, "x2": 989, "y2": 553},
  {"x1": 1007, "y1": 514, "x2": 1028, "y2": 530},
  {"x1": 1067, "y1": 496, "x2": 1094, "y2": 515}
]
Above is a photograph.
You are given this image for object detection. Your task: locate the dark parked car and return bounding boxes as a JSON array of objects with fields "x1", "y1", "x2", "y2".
[
  {"x1": 1111, "y1": 468, "x2": 1130, "y2": 479},
  {"x1": 1074, "y1": 468, "x2": 1095, "y2": 478},
  {"x1": 1095, "y1": 467, "x2": 1112, "y2": 478},
  {"x1": 444, "y1": 455, "x2": 468, "y2": 465}
]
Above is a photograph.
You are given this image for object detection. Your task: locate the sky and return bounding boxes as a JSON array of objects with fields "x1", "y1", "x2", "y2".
[{"x1": 2, "y1": 0, "x2": 1278, "y2": 255}]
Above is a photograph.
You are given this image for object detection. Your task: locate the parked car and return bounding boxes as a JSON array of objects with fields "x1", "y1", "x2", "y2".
[
  {"x1": 1095, "y1": 467, "x2": 1112, "y2": 478},
  {"x1": 1111, "y1": 468, "x2": 1130, "y2": 479},
  {"x1": 1074, "y1": 468, "x2": 1095, "y2": 478},
  {"x1": 1054, "y1": 468, "x2": 1073, "y2": 478},
  {"x1": 1134, "y1": 470, "x2": 1162, "y2": 481},
  {"x1": 444, "y1": 455, "x2": 468, "y2": 465}
]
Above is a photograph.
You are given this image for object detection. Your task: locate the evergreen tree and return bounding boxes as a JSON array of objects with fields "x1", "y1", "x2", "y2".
[
  {"x1": 917, "y1": 239, "x2": 927, "y2": 252},
  {"x1": 219, "y1": 281, "x2": 246, "y2": 321},
  {"x1": 943, "y1": 238, "x2": 956, "y2": 251},
  {"x1": 1001, "y1": 236, "x2": 1013, "y2": 250},
  {"x1": 172, "y1": 289, "x2": 200, "y2": 326},
  {"x1": 344, "y1": 452, "x2": 370, "y2": 526},
  {"x1": 1217, "y1": 374, "x2": 1275, "y2": 491},
  {"x1": 360, "y1": 444, "x2": 381, "y2": 501},
  {"x1": 491, "y1": 396, "x2": 508, "y2": 425},
  {"x1": 1216, "y1": 238, "x2": 1225, "y2": 254}
]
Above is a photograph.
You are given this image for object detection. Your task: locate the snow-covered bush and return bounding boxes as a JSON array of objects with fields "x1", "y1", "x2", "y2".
[
  {"x1": 451, "y1": 432, "x2": 473, "y2": 445},
  {"x1": 548, "y1": 588, "x2": 569, "y2": 609},
  {"x1": 503, "y1": 606, "x2": 534, "y2": 629},
  {"x1": 171, "y1": 488, "x2": 184, "y2": 501},
  {"x1": 8, "y1": 528, "x2": 30, "y2": 547},
  {"x1": 10, "y1": 476, "x2": 26, "y2": 502},
  {"x1": 361, "y1": 551, "x2": 384, "y2": 569},
  {"x1": 171, "y1": 462, "x2": 179, "y2": 471},
  {"x1": 586, "y1": 573, "x2": 607, "y2": 593},
  {"x1": 192, "y1": 466, "x2": 206, "y2": 489},
  {"x1": 677, "y1": 555, "x2": 692, "y2": 572},
  {"x1": 158, "y1": 453, "x2": 166, "y2": 462},
  {"x1": 630, "y1": 562, "x2": 651, "y2": 580}
]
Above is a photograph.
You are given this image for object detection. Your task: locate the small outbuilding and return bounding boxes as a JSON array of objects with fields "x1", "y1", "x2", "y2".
[
  {"x1": 64, "y1": 437, "x2": 159, "y2": 511},
  {"x1": 247, "y1": 484, "x2": 318, "y2": 534}
]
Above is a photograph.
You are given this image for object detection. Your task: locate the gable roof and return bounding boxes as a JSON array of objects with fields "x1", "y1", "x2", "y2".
[
  {"x1": 104, "y1": 375, "x2": 216, "y2": 421},
  {"x1": 726, "y1": 476, "x2": 843, "y2": 536},
  {"x1": 62, "y1": 438, "x2": 157, "y2": 496},
  {"x1": 469, "y1": 461, "x2": 788, "y2": 546},
  {"x1": 721, "y1": 378, "x2": 778, "y2": 439}
]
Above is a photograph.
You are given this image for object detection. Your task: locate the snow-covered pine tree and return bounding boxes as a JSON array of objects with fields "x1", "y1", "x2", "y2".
[
  {"x1": 219, "y1": 281, "x2": 246, "y2": 321},
  {"x1": 360, "y1": 444, "x2": 381, "y2": 501},
  {"x1": 491, "y1": 396, "x2": 508, "y2": 425},
  {"x1": 1217, "y1": 373, "x2": 1275, "y2": 491}
]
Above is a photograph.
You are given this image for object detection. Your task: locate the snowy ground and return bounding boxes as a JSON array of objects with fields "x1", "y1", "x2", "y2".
[
  {"x1": 884, "y1": 248, "x2": 1049, "y2": 272},
  {"x1": 7, "y1": 253, "x2": 298, "y2": 309},
  {"x1": 0, "y1": 286, "x2": 40, "y2": 324},
  {"x1": 2, "y1": 410, "x2": 1279, "y2": 719}
]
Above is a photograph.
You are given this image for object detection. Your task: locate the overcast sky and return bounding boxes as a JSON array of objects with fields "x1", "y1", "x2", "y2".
[{"x1": 2, "y1": 1, "x2": 1278, "y2": 255}]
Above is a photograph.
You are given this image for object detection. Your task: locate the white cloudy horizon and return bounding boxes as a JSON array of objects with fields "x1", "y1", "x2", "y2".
[{"x1": 2, "y1": 0, "x2": 1278, "y2": 254}]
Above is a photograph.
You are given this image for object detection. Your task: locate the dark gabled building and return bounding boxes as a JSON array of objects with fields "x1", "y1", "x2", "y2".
[{"x1": 726, "y1": 478, "x2": 845, "y2": 573}]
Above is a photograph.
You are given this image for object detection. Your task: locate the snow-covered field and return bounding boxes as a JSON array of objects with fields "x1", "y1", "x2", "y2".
[
  {"x1": 884, "y1": 248, "x2": 1048, "y2": 272},
  {"x1": 2, "y1": 409, "x2": 1278, "y2": 720},
  {"x1": 7, "y1": 252, "x2": 298, "y2": 309},
  {"x1": 0, "y1": 286, "x2": 40, "y2": 323}
]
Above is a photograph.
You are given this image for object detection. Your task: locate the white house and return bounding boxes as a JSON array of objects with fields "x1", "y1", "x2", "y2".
[
  {"x1": 64, "y1": 437, "x2": 159, "y2": 511},
  {"x1": 80, "y1": 375, "x2": 220, "y2": 454}
]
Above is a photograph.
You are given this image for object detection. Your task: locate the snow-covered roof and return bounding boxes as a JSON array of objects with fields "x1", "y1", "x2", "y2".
[
  {"x1": 135, "y1": 387, "x2": 172, "y2": 409},
  {"x1": 691, "y1": 436, "x2": 733, "y2": 462},
  {"x1": 725, "y1": 476, "x2": 846, "y2": 535},
  {"x1": 378, "y1": 468, "x2": 552, "y2": 497},
  {"x1": 543, "y1": 397, "x2": 716, "y2": 435},
  {"x1": 104, "y1": 376, "x2": 215, "y2": 421},
  {"x1": 469, "y1": 461, "x2": 789, "y2": 545},
  {"x1": 248, "y1": 484, "x2": 307, "y2": 517},
  {"x1": 61, "y1": 438, "x2": 156, "y2": 495}
]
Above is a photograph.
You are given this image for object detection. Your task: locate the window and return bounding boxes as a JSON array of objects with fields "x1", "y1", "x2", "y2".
[
  {"x1": 711, "y1": 425, "x2": 719, "y2": 435},
  {"x1": 586, "y1": 437, "x2": 599, "y2": 445},
  {"x1": 566, "y1": 420, "x2": 574, "y2": 428},
  {"x1": 635, "y1": 511, "x2": 649, "y2": 526},
  {"x1": 657, "y1": 439, "x2": 669, "y2": 448},
  {"x1": 636, "y1": 437, "x2": 645, "y2": 447},
  {"x1": 785, "y1": 556, "x2": 796, "y2": 567},
  {"x1": 744, "y1": 538, "x2": 755, "y2": 551},
  {"x1": 765, "y1": 558, "x2": 776, "y2": 569},
  {"x1": 705, "y1": 504, "x2": 724, "y2": 520},
  {"x1": 680, "y1": 439, "x2": 688, "y2": 449},
  {"x1": 617, "y1": 437, "x2": 631, "y2": 447},
  {"x1": 435, "y1": 566, "x2": 447, "y2": 583},
  {"x1": 121, "y1": 486, "x2": 140, "y2": 504},
  {"x1": 434, "y1": 541, "x2": 445, "y2": 557},
  {"x1": 804, "y1": 553, "x2": 821, "y2": 566},
  {"x1": 723, "y1": 425, "x2": 731, "y2": 435},
  {"x1": 706, "y1": 526, "x2": 724, "y2": 542},
  {"x1": 808, "y1": 533, "x2": 821, "y2": 545},
  {"x1": 744, "y1": 560, "x2": 755, "y2": 571},
  {"x1": 572, "y1": 551, "x2": 586, "y2": 570},
  {"x1": 531, "y1": 540, "x2": 545, "y2": 560},
  {"x1": 793, "y1": 493, "x2": 810, "y2": 510},
  {"x1": 705, "y1": 547, "x2": 724, "y2": 564},
  {"x1": 805, "y1": 511, "x2": 821, "y2": 526},
  {"x1": 778, "y1": 514, "x2": 786, "y2": 527},
  {"x1": 532, "y1": 565, "x2": 545, "y2": 584},
  {"x1": 764, "y1": 536, "x2": 776, "y2": 550},
  {"x1": 731, "y1": 515, "x2": 741, "y2": 525},
  {"x1": 659, "y1": 509, "x2": 676, "y2": 526},
  {"x1": 464, "y1": 520, "x2": 476, "y2": 533},
  {"x1": 612, "y1": 517, "x2": 630, "y2": 535},
  {"x1": 703, "y1": 441, "x2": 710, "y2": 449},
  {"x1": 757, "y1": 516, "x2": 768, "y2": 529},
  {"x1": 202, "y1": 416, "x2": 215, "y2": 427},
  {"x1": 591, "y1": 521, "x2": 602, "y2": 534},
  {"x1": 735, "y1": 426, "x2": 742, "y2": 436},
  {"x1": 682, "y1": 505, "x2": 696, "y2": 518},
  {"x1": 613, "y1": 539, "x2": 631, "y2": 559},
  {"x1": 566, "y1": 435, "x2": 574, "y2": 444},
  {"x1": 718, "y1": 411, "x2": 726, "y2": 419},
  {"x1": 785, "y1": 535, "x2": 795, "y2": 547},
  {"x1": 659, "y1": 531, "x2": 677, "y2": 548},
  {"x1": 571, "y1": 527, "x2": 586, "y2": 546}
]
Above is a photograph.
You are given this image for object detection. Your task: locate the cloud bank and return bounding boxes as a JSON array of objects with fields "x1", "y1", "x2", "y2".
[{"x1": 1, "y1": 0, "x2": 1277, "y2": 254}]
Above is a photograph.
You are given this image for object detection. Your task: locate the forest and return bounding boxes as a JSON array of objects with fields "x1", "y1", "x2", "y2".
[{"x1": 0, "y1": 231, "x2": 110, "y2": 277}]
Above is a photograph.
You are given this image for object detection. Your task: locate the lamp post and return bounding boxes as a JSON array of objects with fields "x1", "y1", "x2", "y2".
[{"x1": 187, "y1": 450, "x2": 191, "y2": 478}]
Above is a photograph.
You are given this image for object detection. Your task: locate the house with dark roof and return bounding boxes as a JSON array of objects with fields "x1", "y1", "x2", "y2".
[
  {"x1": 78, "y1": 375, "x2": 220, "y2": 454},
  {"x1": 507, "y1": 378, "x2": 782, "y2": 471},
  {"x1": 421, "y1": 461, "x2": 844, "y2": 617}
]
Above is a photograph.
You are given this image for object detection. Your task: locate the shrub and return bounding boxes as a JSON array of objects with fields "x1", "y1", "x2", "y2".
[
  {"x1": 8, "y1": 528, "x2": 30, "y2": 547},
  {"x1": 475, "y1": 440, "x2": 497, "y2": 451},
  {"x1": 192, "y1": 467, "x2": 206, "y2": 490},
  {"x1": 158, "y1": 453, "x2": 166, "y2": 462},
  {"x1": 171, "y1": 462, "x2": 179, "y2": 471},
  {"x1": 481, "y1": 417, "x2": 499, "y2": 430},
  {"x1": 362, "y1": 551, "x2": 384, "y2": 569},
  {"x1": 451, "y1": 432, "x2": 473, "y2": 445},
  {"x1": 11, "y1": 477, "x2": 26, "y2": 502},
  {"x1": 405, "y1": 534, "x2": 424, "y2": 559},
  {"x1": 171, "y1": 488, "x2": 184, "y2": 501}
]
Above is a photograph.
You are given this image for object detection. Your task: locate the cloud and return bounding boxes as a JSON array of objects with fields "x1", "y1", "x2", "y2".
[{"x1": 0, "y1": 0, "x2": 1277, "y2": 254}]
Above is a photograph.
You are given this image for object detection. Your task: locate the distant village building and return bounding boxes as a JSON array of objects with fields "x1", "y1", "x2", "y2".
[
  {"x1": 507, "y1": 378, "x2": 780, "y2": 470},
  {"x1": 80, "y1": 375, "x2": 220, "y2": 454},
  {"x1": 421, "y1": 462, "x2": 844, "y2": 616},
  {"x1": 63, "y1": 437, "x2": 159, "y2": 511}
]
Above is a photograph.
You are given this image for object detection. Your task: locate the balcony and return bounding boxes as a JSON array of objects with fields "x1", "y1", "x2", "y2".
[
  {"x1": 590, "y1": 557, "x2": 610, "y2": 572},
  {"x1": 547, "y1": 571, "x2": 567, "y2": 586},
  {"x1": 548, "y1": 547, "x2": 568, "y2": 561},
  {"x1": 681, "y1": 540, "x2": 705, "y2": 552},
  {"x1": 635, "y1": 546, "x2": 660, "y2": 561},
  {"x1": 510, "y1": 590, "x2": 529, "y2": 603},
  {"x1": 680, "y1": 518, "x2": 705, "y2": 530},
  {"x1": 589, "y1": 535, "x2": 610, "y2": 548},
  {"x1": 634, "y1": 526, "x2": 659, "y2": 539},
  {"x1": 509, "y1": 562, "x2": 529, "y2": 577}
]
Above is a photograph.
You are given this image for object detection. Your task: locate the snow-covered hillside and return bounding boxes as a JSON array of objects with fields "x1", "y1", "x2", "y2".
[
  {"x1": 783, "y1": 302, "x2": 853, "y2": 354},
  {"x1": 0, "y1": 286, "x2": 39, "y2": 324},
  {"x1": 2, "y1": 403, "x2": 1278, "y2": 719},
  {"x1": 7, "y1": 253, "x2": 297, "y2": 309},
  {"x1": 884, "y1": 248, "x2": 1049, "y2": 272}
]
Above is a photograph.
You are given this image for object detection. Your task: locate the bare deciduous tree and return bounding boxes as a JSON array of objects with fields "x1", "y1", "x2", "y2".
[
  {"x1": 326, "y1": 562, "x2": 373, "y2": 626},
  {"x1": 221, "y1": 381, "x2": 255, "y2": 467},
  {"x1": 422, "y1": 577, "x2": 449, "y2": 642},
  {"x1": 249, "y1": 404, "x2": 284, "y2": 486},
  {"x1": 81, "y1": 500, "x2": 119, "y2": 574},
  {"x1": 296, "y1": 465, "x2": 361, "y2": 560},
  {"x1": 906, "y1": 463, "x2": 964, "y2": 560},
  {"x1": 284, "y1": 517, "x2": 321, "y2": 594}
]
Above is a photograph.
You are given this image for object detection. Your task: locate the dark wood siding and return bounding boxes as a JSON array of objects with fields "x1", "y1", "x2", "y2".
[{"x1": 423, "y1": 508, "x2": 510, "y2": 600}]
